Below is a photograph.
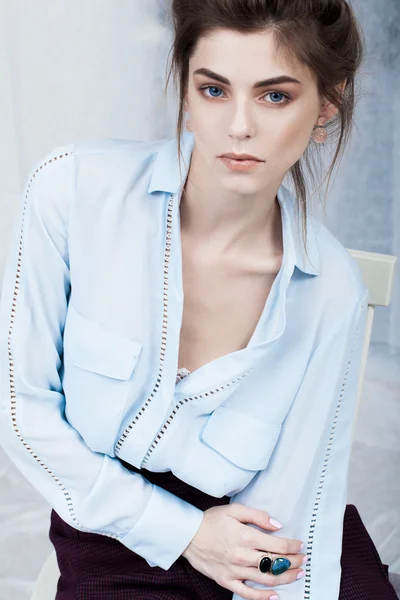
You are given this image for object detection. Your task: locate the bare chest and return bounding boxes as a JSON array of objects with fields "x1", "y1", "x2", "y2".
[{"x1": 177, "y1": 250, "x2": 282, "y2": 374}]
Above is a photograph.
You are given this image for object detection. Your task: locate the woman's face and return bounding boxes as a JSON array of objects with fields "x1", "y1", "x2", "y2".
[{"x1": 184, "y1": 28, "x2": 335, "y2": 195}]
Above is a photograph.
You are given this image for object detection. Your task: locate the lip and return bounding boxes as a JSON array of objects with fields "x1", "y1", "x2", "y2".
[
  {"x1": 220, "y1": 153, "x2": 263, "y2": 161},
  {"x1": 219, "y1": 155, "x2": 263, "y2": 172}
]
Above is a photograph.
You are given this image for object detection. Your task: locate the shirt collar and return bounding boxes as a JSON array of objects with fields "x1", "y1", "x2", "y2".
[{"x1": 148, "y1": 130, "x2": 320, "y2": 276}]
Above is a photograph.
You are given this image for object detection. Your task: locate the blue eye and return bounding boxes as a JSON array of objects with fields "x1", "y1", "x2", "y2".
[
  {"x1": 201, "y1": 86, "x2": 224, "y2": 98},
  {"x1": 199, "y1": 85, "x2": 290, "y2": 105},
  {"x1": 267, "y1": 92, "x2": 287, "y2": 103}
]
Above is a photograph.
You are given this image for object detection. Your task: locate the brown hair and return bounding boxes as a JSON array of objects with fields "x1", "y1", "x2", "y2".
[{"x1": 163, "y1": 0, "x2": 365, "y2": 257}]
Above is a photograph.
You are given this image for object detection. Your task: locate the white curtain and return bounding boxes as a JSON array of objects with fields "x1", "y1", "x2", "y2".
[{"x1": 0, "y1": 2, "x2": 398, "y2": 599}]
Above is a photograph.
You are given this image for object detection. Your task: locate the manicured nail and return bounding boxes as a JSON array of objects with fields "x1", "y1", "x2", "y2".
[
  {"x1": 300, "y1": 543, "x2": 304, "y2": 551},
  {"x1": 302, "y1": 555, "x2": 310, "y2": 564},
  {"x1": 269, "y1": 518, "x2": 282, "y2": 528},
  {"x1": 270, "y1": 596, "x2": 279, "y2": 600},
  {"x1": 296, "y1": 570, "x2": 305, "y2": 580}
]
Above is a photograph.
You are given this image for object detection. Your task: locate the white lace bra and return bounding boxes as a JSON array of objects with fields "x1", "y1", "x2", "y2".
[{"x1": 176, "y1": 367, "x2": 191, "y2": 384}]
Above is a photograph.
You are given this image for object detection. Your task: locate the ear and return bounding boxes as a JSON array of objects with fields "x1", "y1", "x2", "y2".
[{"x1": 318, "y1": 79, "x2": 347, "y2": 121}]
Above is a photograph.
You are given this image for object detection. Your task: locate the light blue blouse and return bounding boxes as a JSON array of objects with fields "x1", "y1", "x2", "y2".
[{"x1": 0, "y1": 130, "x2": 368, "y2": 600}]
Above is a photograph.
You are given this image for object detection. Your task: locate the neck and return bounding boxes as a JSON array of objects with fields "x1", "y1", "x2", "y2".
[{"x1": 179, "y1": 146, "x2": 283, "y2": 262}]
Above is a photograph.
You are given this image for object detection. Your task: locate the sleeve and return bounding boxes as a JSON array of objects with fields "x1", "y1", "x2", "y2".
[
  {"x1": 229, "y1": 290, "x2": 369, "y2": 600},
  {"x1": 0, "y1": 144, "x2": 204, "y2": 570}
]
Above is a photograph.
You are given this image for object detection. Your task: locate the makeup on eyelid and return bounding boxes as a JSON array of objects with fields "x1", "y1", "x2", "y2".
[{"x1": 198, "y1": 85, "x2": 292, "y2": 105}]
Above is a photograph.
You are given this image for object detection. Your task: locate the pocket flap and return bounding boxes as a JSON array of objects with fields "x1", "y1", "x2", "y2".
[
  {"x1": 201, "y1": 406, "x2": 282, "y2": 471},
  {"x1": 65, "y1": 305, "x2": 142, "y2": 380}
]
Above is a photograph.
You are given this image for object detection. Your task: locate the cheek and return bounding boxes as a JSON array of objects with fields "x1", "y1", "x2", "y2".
[
  {"x1": 190, "y1": 111, "x2": 222, "y2": 155},
  {"x1": 270, "y1": 116, "x2": 314, "y2": 165},
  {"x1": 191, "y1": 106, "x2": 221, "y2": 135}
]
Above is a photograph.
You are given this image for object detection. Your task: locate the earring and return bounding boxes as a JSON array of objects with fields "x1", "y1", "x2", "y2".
[
  {"x1": 185, "y1": 116, "x2": 192, "y2": 132},
  {"x1": 311, "y1": 117, "x2": 328, "y2": 143}
]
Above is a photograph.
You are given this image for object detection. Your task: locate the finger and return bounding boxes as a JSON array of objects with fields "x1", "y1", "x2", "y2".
[
  {"x1": 228, "y1": 502, "x2": 282, "y2": 532},
  {"x1": 237, "y1": 565, "x2": 305, "y2": 587},
  {"x1": 230, "y1": 549, "x2": 308, "y2": 579},
  {"x1": 250, "y1": 551, "x2": 308, "y2": 571},
  {"x1": 232, "y1": 547, "x2": 307, "y2": 571},
  {"x1": 251, "y1": 529, "x2": 303, "y2": 555},
  {"x1": 229, "y1": 578, "x2": 280, "y2": 600}
]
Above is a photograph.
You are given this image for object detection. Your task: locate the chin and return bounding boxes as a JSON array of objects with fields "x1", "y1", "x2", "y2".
[{"x1": 223, "y1": 179, "x2": 260, "y2": 196}]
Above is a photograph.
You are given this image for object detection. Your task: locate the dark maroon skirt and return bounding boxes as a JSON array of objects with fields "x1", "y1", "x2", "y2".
[{"x1": 49, "y1": 460, "x2": 398, "y2": 600}]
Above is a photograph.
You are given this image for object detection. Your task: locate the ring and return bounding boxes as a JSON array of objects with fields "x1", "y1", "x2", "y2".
[{"x1": 259, "y1": 552, "x2": 291, "y2": 575}]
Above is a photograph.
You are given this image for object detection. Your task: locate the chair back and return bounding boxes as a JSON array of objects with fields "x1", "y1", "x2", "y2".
[{"x1": 346, "y1": 249, "x2": 397, "y2": 433}]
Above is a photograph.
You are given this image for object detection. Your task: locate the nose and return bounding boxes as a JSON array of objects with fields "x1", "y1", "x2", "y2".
[{"x1": 228, "y1": 99, "x2": 256, "y2": 140}]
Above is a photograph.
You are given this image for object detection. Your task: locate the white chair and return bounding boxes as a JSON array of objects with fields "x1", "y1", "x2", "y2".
[
  {"x1": 31, "y1": 249, "x2": 398, "y2": 600},
  {"x1": 31, "y1": 551, "x2": 60, "y2": 600},
  {"x1": 347, "y1": 249, "x2": 398, "y2": 433}
]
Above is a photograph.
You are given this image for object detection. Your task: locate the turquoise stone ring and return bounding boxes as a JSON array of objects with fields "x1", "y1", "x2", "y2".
[{"x1": 259, "y1": 555, "x2": 291, "y2": 575}]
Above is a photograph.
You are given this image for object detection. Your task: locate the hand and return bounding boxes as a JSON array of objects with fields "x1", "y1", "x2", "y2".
[{"x1": 182, "y1": 502, "x2": 306, "y2": 600}]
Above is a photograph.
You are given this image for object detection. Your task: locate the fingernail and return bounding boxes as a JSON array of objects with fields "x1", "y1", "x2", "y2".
[
  {"x1": 300, "y1": 543, "x2": 304, "y2": 551},
  {"x1": 302, "y1": 555, "x2": 310, "y2": 564},
  {"x1": 296, "y1": 570, "x2": 305, "y2": 580},
  {"x1": 269, "y1": 518, "x2": 282, "y2": 529},
  {"x1": 270, "y1": 596, "x2": 279, "y2": 600}
]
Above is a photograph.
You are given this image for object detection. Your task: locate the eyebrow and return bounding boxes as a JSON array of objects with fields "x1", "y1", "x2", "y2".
[{"x1": 193, "y1": 67, "x2": 302, "y2": 88}]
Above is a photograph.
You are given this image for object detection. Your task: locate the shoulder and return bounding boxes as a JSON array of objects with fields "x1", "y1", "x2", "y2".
[
  {"x1": 73, "y1": 136, "x2": 167, "y2": 173},
  {"x1": 28, "y1": 136, "x2": 168, "y2": 190},
  {"x1": 23, "y1": 136, "x2": 169, "y2": 217},
  {"x1": 72, "y1": 136, "x2": 166, "y2": 157},
  {"x1": 308, "y1": 217, "x2": 369, "y2": 341},
  {"x1": 24, "y1": 141, "x2": 76, "y2": 190},
  {"x1": 315, "y1": 218, "x2": 366, "y2": 297},
  {"x1": 18, "y1": 142, "x2": 77, "y2": 231},
  {"x1": 72, "y1": 136, "x2": 172, "y2": 197}
]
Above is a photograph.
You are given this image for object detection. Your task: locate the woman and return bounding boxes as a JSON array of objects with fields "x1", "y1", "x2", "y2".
[{"x1": 0, "y1": 1, "x2": 397, "y2": 599}]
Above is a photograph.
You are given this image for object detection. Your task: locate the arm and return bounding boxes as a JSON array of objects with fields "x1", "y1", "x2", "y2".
[
  {"x1": 229, "y1": 290, "x2": 369, "y2": 600},
  {"x1": 0, "y1": 144, "x2": 203, "y2": 570}
]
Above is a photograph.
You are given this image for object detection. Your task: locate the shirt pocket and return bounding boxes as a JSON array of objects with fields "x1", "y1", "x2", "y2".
[
  {"x1": 173, "y1": 405, "x2": 282, "y2": 498},
  {"x1": 61, "y1": 304, "x2": 142, "y2": 454}
]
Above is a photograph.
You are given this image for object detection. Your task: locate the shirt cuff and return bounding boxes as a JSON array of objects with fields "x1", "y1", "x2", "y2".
[{"x1": 120, "y1": 483, "x2": 205, "y2": 570}]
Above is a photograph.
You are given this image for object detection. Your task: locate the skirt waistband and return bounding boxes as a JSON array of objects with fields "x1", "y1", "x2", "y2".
[{"x1": 118, "y1": 458, "x2": 231, "y2": 512}]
